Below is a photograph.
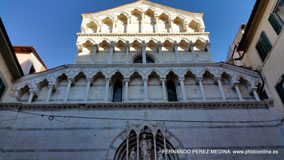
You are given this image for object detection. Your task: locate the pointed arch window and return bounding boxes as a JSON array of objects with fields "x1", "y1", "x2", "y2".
[
  {"x1": 167, "y1": 80, "x2": 177, "y2": 101},
  {"x1": 113, "y1": 81, "x2": 122, "y2": 102}
]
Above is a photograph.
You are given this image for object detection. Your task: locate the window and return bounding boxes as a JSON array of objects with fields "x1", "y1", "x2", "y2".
[
  {"x1": 0, "y1": 77, "x2": 6, "y2": 100},
  {"x1": 113, "y1": 81, "x2": 122, "y2": 102},
  {"x1": 269, "y1": 0, "x2": 284, "y2": 35},
  {"x1": 133, "y1": 56, "x2": 154, "y2": 63},
  {"x1": 256, "y1": 31, "x2": 272, "y2": 61},
  {"x1": 276, "y1": 75, "x2": 284, "y2": 104},
  {"x1": 167, "y1": 80, "x2": 177, "y2": 101}
]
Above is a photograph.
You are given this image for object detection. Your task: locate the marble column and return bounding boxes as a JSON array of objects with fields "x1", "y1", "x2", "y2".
[
  {"x1": 190, "y1": 41, "x2": 194, "y2": 54},
  {"x1": 126, "y1": 18, "x2": 130, "y2": 33},
  {"x1": 197, "y1": 77, "x2": 206, "y2": 101},
  {"x1": 141, "y1": 12, "x2": 144, "y2": 33},
  {"x1": 234, "y1": 83, "x2": 244, "y2": 101},
  {"x1": 174, "y1": 41, "x2": 180, "y2": 63},
  {"x1": 124, "y1": 79, "x2": 129, "y2": 102},
  {"x1": 158, "y1": 41, "x2": 162, "y2": 63},
  {"x1": 126, "y1": 41, "x2": 130, "y2": 63},
  {"x1": 154, "y1": 135, "x2": 157, "y2": 160},
  {"x1": 108, "y1": 41, "x2": 115, "y2": 64},
  {"x1": 104, "y1": 78, "x2": 110, "y2": 102},
  {"x1": 161, "y1": 78, "x2": 167, "y2": 101},
  {"x1": 179, "y1": 77, "x2": 187, "y2": 101},
  {"x1": 142, "y1": 41, "x2": 146, "y2": 64},
  {"x1": 252, "y1": 88, "x2": 260, "y2": 101},
  {"x1": 155, "y1": 16, "x2": 159, "y2": 33},
  {"x1": 46, "y1": 83, "x2": 55, "y2": 102},
  {"x1": 92, "y1": 44, "x2": 98, "y2": 63},
  {"x1": 126, "y1": 136, "x2": 129, "y2": 160},
  {"x1": 84, "y1": 78, "x2": 92, "y2": 102},
  {"x1": 216, "y1": 77, "x2": 226, "y2": 100},
  {"x1": 28, "y1": 89, "x2": 36, "y2": 103},
  {"x1": 143, "y1": 78, "x2": 148, "y2": 101},
  {"x1": 137, "y1": 135, "x2": 140, "y2": 160},
  {"x1": 64, "y1": 78, "x2": 73, "y2": 102},
  {"x1": 163, "y1": 136, "x2": 167, "y2": 160},
  {"x1": 169, "y1": 19, "x2": 173, "y2": 33}
]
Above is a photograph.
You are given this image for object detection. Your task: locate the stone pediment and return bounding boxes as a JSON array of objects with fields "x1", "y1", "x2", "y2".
[{"x1": 81, "y1": 0, "x2": 203, "y2": 20}]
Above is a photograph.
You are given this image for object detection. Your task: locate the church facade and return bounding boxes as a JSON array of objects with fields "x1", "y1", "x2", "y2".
[{"x1": 1, "y1": 0, "x2": 284, "y2": 160}]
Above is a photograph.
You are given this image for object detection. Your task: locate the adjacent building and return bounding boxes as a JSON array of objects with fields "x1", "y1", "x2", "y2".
[
  {"x1": 227, "y1": 0, "x2": 284, "y2": 133},
  {"x1": 14, "y1": 46, "x2": 47, "y2": 75},
  {"x1": 0, "y1": 18, "x2": 23, "y2": 102},
  {"x1": 1, "y1": 0, "x2": 284, "y2": 160}
]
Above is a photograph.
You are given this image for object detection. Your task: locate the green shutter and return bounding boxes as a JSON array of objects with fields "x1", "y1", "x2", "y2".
[
  {"x1": 276, "y1": 82, "x2": 284, "y2": 104},
  {"x1": 260, "y1": 32, "x2": 272, "y2": 53},
  {"x1": 281, "y1": 0, "x2": 284, "y2": 4},
  {"x1": 268, "y1": 14, "x2": 282, "y2": 35}
]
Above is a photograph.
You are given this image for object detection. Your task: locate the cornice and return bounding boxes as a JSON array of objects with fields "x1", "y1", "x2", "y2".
[
  {"x1": 77, "y1": 32, "x2": 210, "y2": 37},
  {"x1": 0, "y1": 100, "x2": 273, "y2": 110}
]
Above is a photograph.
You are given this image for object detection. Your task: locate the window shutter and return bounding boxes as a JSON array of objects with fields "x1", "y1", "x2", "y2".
[
  {"x1": 256, "y1": 40, "x2": 266, "y2": 61},
  {"x1": 268, "y1": 14, "x2": 282, "y2": 35},
  {"x1": 276, "y1": 83, "x2": 284, "y2": 104},
  {"x1": 261, "y1": 32, "x2": 272, "y2": 52}
]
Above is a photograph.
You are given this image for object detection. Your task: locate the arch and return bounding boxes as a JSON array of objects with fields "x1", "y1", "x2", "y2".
[
  {"x1": 130, "y1": 9, "x2": 142, "y2": 33},
  {"x1": 146, "y1": 40, "x2": 158, "y2": 52},
  {"x1": 98, "y1": 40, "x2": 110, "y2": 52},
  {"x1": 86, "y1": 21, "x2": 98, "y2": 33},
  {"x1": 162, "y1": 40, "x2": 174, "y2": 52},
  {"x1": 128, "y1": 69, "x2": 144, "y2": 79},
  {"x1": 193, "y1": 39, "x2": 206, "y2": 52},
  {"x1": 182, "y1": 69, "x2": 197, "y2": 78},
  {"x1": 146, "y1": 69, "x2": 162, "y2": 78},
  {"x1": 117, "y1": 13, "x2": 127, "y2": 33},
  {"x1": 90, "y1": 70, "x2": 107, "y2": 78},
  {"x1": 158, "y1": 13, "x2": 170, "y2": 33},
  {"x1": 173, "y1": 17, "x2": 185, "y2": 33},
  {"x1": 178, "y1": 40, "x2": 189, "y2": 51},
  {"x1": 109, "y1": 70, "x2": 126, "y2": 78},
  {"x1": 130, "y1": 40, "x2": 142, "y2": 52},
  {"x1": 144, "y1": 9, "x2": 155, "y2": 33},
  {"x1": 133, "y1": 55, "x2": 155, "y2": 64},
  {"x1": 82, "y1": 40, "x2": 95, "y2": 53},
  {"x1": 188, "y1": 20, "x2": 202, "y2": 32},
  {"x1": 145, "y1": 38, "x2": 159, "y2": 44},
  {"x1": 199, "y1": 68, "x2": 217, "y2": 78},
  {"x1": 115, "y1": 40, "x2": 126, "y2": 52},
  {"x1": 73, "y1": 71, "x2": 87, "y2": 81},
  {"x1": 101, "y1": 17, "x2": 113, "y2": 33},
  {"x1": 80, "y1": 38, "x2": 96, "y2": 46}
]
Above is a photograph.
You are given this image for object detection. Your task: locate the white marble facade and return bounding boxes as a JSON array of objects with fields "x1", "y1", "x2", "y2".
[{"x1": 1, "y1": 0, "x2": 284, "y2": 160}]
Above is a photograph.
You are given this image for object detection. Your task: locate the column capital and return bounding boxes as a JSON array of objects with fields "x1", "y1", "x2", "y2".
[
  {"x1": 141, "y1": 40, "x2": 146, "y2": 47},
  {"x1": 231, "y1": 81, "x2": 240, "y2": 88},
  {"x1": 86, "y1": 78, "x2": 93, "y2": 83},
  {"x1": 143, "y1": 77, "x2": 148, "y2": 81},
  {"x1": 124, "y1": 78, "x2": 130, "y2": 82},
  {"x1": 189, "y1": 41, "x2": 194, "y2": 46},
  {"x1": 196, "y1": 77, "x2": 203, "y2": 82},
  {"x1": 178, "y1": 77, "x2": 185, "y2": 81},
  {"x1": 67, "y1": 78, "x2": 75, "y2": 84},
  {"x1": 105, "y1": 78, "x2": 111, "y2": 82},
  {"x1": 157, "y1": 41, "x2": 162, "y2": 47},
  {"x1": 110, "y1": 41, "x2": 115, "y2": 47},
  {"x1": 126, "y1": 40, "x2": 130, "y2": 46},
  {"x1": 214, "y1": 76, "x2": 222, "y2": 82},
  {"x1": 160, "y1": 78, "x2": 166, "y2": 81}
]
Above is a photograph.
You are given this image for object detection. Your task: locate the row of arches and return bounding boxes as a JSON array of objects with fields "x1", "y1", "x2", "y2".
[
  {"x1": 80, "y1": 39, "x2": 208, "y2": 53},
  {"x1": 15, "y1": 69, "x2": 260, "y2": 103},
  {"x1": 82, "y1": 9, "x2": 203, "y2": 34}
]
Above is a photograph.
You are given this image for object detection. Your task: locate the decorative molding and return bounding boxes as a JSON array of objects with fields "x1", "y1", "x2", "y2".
[{"x1": 0, "y1": 100, "x2": 273, "y2": 109}]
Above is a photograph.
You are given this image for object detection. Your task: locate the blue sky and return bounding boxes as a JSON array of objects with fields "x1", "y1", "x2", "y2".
[{"x1": 0, "y1": 0, "x2": 256, "y2": 68}]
